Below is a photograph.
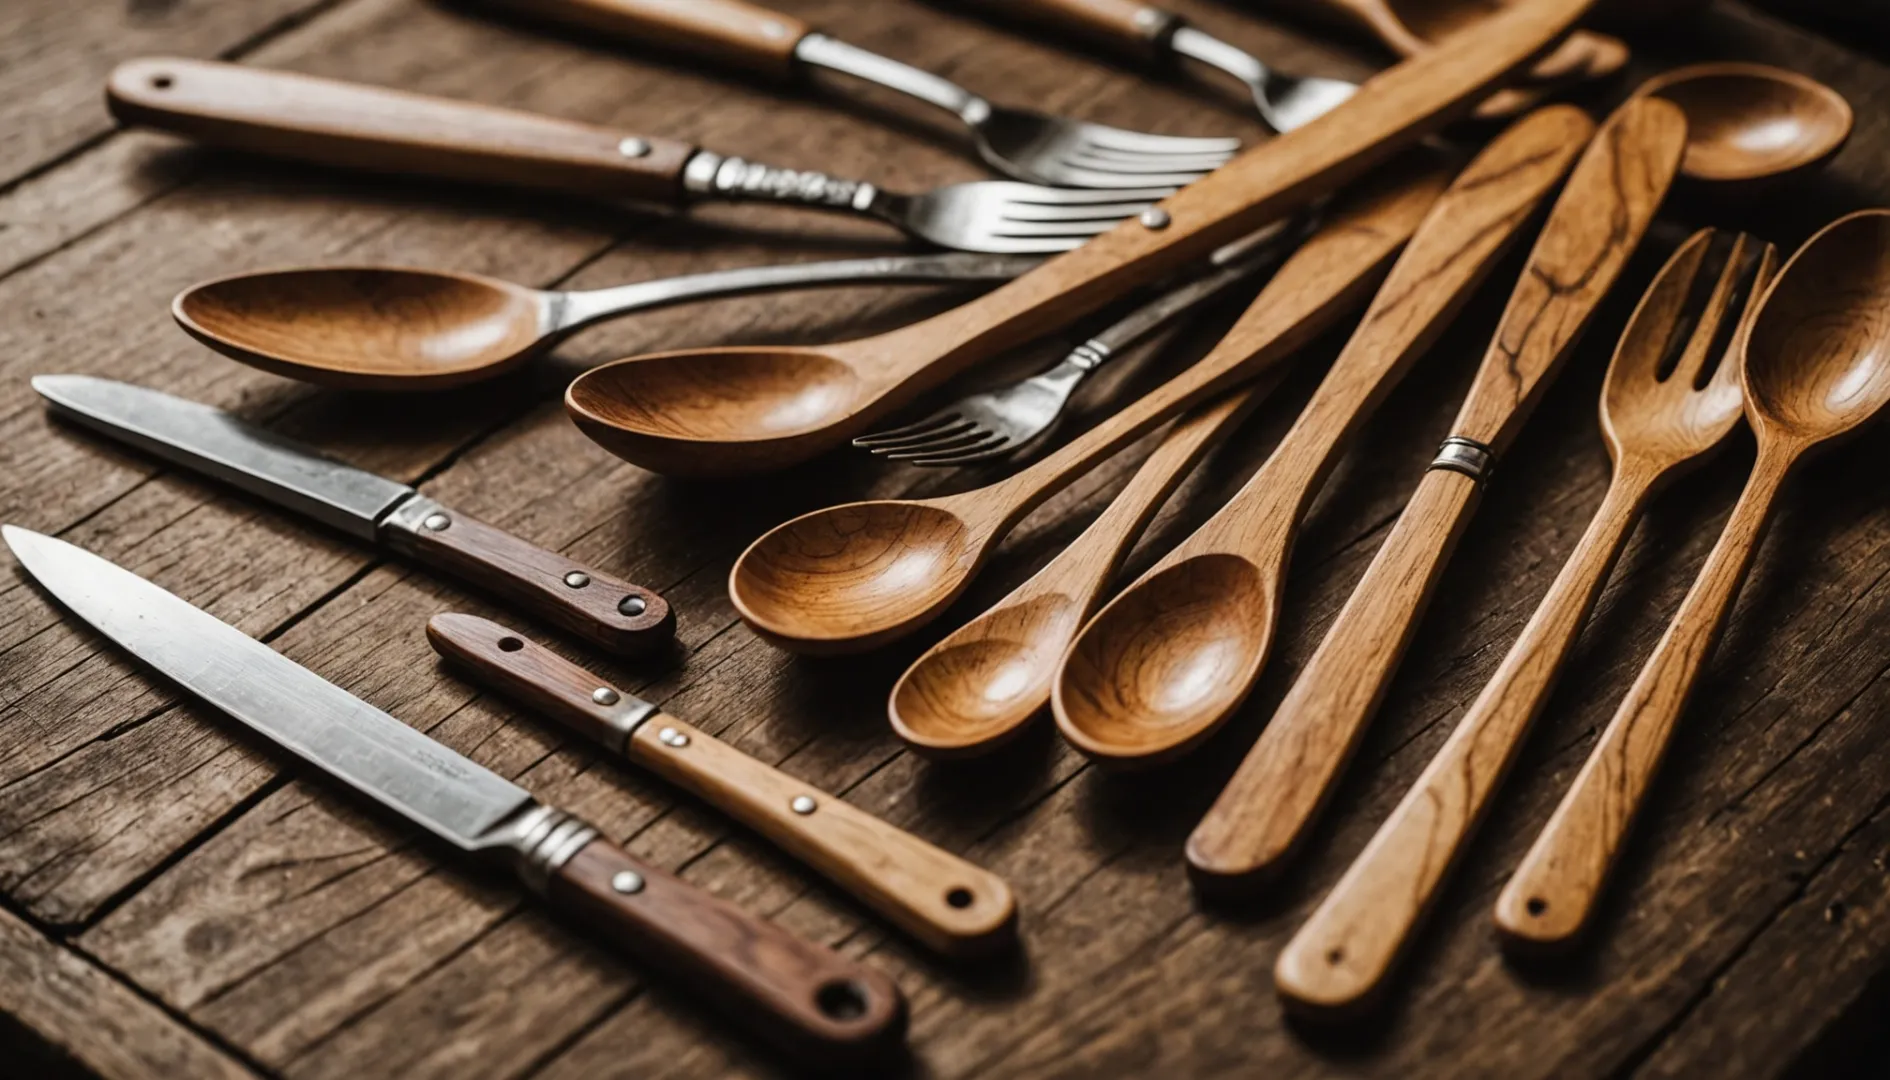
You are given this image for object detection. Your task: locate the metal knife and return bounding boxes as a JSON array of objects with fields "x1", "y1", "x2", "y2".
[
  {"x1": 1, "y1": 525, "x2": 904, "y2": 1067},
  {"x1": 33, "y1": 375, "x2": 672, "y2": 656},
  {"x1": 426, "y1": 612, "x2": 1018, "y2": 958}
]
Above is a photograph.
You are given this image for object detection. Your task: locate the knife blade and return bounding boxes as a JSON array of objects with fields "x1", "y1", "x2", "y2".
[
  {"x1": 426, "y1": 612, "x2": 1018, "y2": 957},
  {"x1": 1, "y1": 525, "x2": 904, "y2": 1067},
  {"x1": 33, "y1": 375, "x2": 672, "y2": 656}
]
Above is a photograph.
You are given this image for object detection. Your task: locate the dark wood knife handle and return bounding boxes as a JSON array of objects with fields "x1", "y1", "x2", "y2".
[
  {"x1": 429, "y1": 613, "x2": 1020, "y2": 957},
  {"x1": 551, "y1": 836, "x2": 907, "y2": 1067},
  {"x1": 383, "y1": 501, "x2": 673, "y2": 656},
  {"x1": 107, "y1": 57, "x2": 696, "y2": 203}
]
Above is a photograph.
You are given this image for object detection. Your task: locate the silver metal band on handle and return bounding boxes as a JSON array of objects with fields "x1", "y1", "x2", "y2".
[{"x1": 1429, "y1": 436, "x2": 1496, "y2": 483}]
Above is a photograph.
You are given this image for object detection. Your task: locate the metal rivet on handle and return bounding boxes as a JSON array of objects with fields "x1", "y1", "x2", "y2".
[
  {"x1": 1140, "y1": 208, "x2": 1171, "y2": 230},
  {"x1": 610, "y1": 870, "x2": 645, "y2": 895},
  {"x1": 791, "y1": 795, "x2": 817, "y2": 815},
  {"x1": 658, "y1": 727, "x2": 689, "y2": 748},
  {"x1": 760, "y1": 19, "x2": 789, "y2": 38},
  {"x1": 618, "y1": 596, "x2": 648, "y2": 618},
  {"x1": 617, "y1": 137, "x2": 651, "y2": 159},
  {"x1": 592, "y1": 687, "x2": 619, "y2": 706},
  {"x1": 1133, "y1": 9, "x2": 1164, "y2": 31},
  {"x1": 564, "y1": 571, "x2": 590, "y2": 589},
  {"x1": 422, "y1": 513, "x2": 451, "y2": 531}
]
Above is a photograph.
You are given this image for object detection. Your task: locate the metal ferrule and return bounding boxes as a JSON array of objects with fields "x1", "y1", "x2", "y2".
[
  {"x1": 1429, "y1": 436, "x2": 1497, "y2": 483},
  {"x1": 377, "y1": 494, "x2": 449, "y2": 544},
  {"x1": 1132, "y1": 7, "x2": 1183, "y2": 47},
  {"x1": 489, "y1": 803, "x2": 600, "y2": 896},
  {"x1": 596, "y1": 699, "x2": 660, "y2": 755},
  {"x1": 1067, "y1": 340, "x2": 1111, "y2": 372},
  {"x1": 681, "y1": 151, "x2": 877, "y2": 213}
]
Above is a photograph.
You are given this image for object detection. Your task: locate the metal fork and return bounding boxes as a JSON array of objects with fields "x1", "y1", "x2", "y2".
[
  {"x1": 854, "y1": 218, "x2": 1304, "y2": 465},
  {"x1": 681, "y1": 153, "x2": 1173, "y2": 253}
]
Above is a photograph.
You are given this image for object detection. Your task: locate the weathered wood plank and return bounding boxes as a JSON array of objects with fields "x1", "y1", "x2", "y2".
[{"x1": 0, "y1": 905, "x2": 257, "y2": 1080}]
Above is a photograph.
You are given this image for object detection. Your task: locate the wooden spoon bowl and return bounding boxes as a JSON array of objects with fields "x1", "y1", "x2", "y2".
[
  {"x1": 889, "y1": 592, "x2": 1086, "y2": 755},
  {"x1": 1639, "y1": 62, "x2": 1853, "y2": 188},
  {"x1": 175, "y1": 267, "x2": 548, "y2": 389}
]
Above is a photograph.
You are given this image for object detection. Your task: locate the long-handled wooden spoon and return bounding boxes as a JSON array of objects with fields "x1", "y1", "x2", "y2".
[
  {"x1": 730, "y1": 166, "x2": 1451, "y2": 654},
  {"x1": 1051, "y1": 105, "x2": 1595, "y2": 767},
  {"x1": 555, "y1": 0, "x2": 1602, "y2": 477},
  {"x1": 1637, "y1": 62, "x2": 1854, "y2": 190},
  {"x1": 1495, "y1": 209, "x2": 1890, "y2": 950},
  {"x1": 1186, "y1": 95, "x2": 1687, "y2": 890},
  {"x1": 1277, "y1": 228, "x2": 1778, "y2": 1014},
  {"x1": 427, "y1": 614, "x2": 1018, "y2": 956},
  {"x1": 171, "y1": 254, "x2": 1039, "y2": 391}
]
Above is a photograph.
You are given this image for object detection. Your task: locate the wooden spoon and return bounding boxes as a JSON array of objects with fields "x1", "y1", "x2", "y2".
[
  {"x1": 1185, "y1": 95, "x2": 1688, "y2": 890},
  {"x1": 729, "y1": 167, "x2": 1450, "y2": 654},
  {"x1": 171, "y1": 255, "x2": 1038, "y2": 391},
  {"x1": 1050, "y1": 106, "x2": 1594, "y2": 767},
  {"x1": 1638, "y1": 62, "x2": 1854, "y2": 189},
  {"x1": 558, "y1": 0, "x2": 1603, "y2": 477},
  {"x1": 1496, "y1": 209, "x2": 1890, "y2": 950},
  {"x1": 1277, "y1": 229, "x2": 1778, "y2": 1015}
]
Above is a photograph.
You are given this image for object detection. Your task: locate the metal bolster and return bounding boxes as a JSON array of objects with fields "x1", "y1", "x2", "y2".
[
  {"x1": 1429, "y1": 436, "x2": 1497, "y2": 483},
  {"x1": 681, "y1": 151, "x2": 876, "y2": 212},
  {"x1": 1067, "y1": 340, "x2": 1111, "y2": 372},
  {"x1": 597, "y1": 699, "x2": 660, "y2": 754},
  {"x1": 493, "y1": 803, "x2": 601, "y2": 896},
  {"x1": 1132, "y1": 7, "x2": 1183, "y2": 46},
  {"x1": 379, "y1": 493, "x2": 449, "y2": 541}
]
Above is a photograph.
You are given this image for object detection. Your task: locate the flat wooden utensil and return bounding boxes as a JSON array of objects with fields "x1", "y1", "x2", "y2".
[
  {"x1": 728, "y1": 165, "x2": 1448, "y2": 654},
  {"x1": 1050, "y1": 105, "x2": 1594, "y2": 768},
  {"x1": 428, "y1": 614, "x2": 1018, "y2": 957},
  {"x1": 1495, "y1": 209, "x2": 1890, "y2": 950},
  {"x1": 557, "y1": 0, "x2": 1603, "y2": 476},
  {"x1": 1277, "y1": 229, "x2": 1777, "y2": 1014},
  {"x1": 1186, "y1": 95, "x2": 1688, "y2": 891}
]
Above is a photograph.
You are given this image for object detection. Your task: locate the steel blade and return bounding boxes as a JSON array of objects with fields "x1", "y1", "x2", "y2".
[
  {"x1": 4, "y1": 526, "x2": 532, "y2": 850},
  {"x1": 33, "y1": 376, "x2": 414, "y2": 542}
]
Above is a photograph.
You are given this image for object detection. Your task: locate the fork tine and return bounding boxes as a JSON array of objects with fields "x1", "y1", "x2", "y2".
[
  {"x1": 1670, "y1": 233, "x2": 1755, "y2": 388},
  {"x1": 1026, "y1": 163, "x2": 1215, "y2": 189},
  {"x1": 1072, "y1": 125, "x2": 1244, "y2": 155},
  {"x1": 993, "y1": 219, "x2": 1136, "y2": 238},
  {"x1": 1000, "y1": 200, "x2": 1165, "y2": 222},
  {"x1": 1001, "y1": 185, "x2": 1178, "y2": 205},
  {"x1": 853, "y1": 413, "x2": 964, "y2": 447},
  {"x1": 903, "y1": 436, "x2": 1016, "y2": 468},
  {"x1": 880, "y1": 428, "x2": 1000, "y2": 460},
  {"x1": 961, "y1": 235, "x2": 1089, "y2": 254},
  {"x1": 1062, "y1": 145, "x2": 1238, "y2": 171},
  {"x1": 1704, "y1": 239, "x2": 1782, "y2": 392},
  {"x1": 856, "y1": 418, "x2": 975, "y2": 451}
]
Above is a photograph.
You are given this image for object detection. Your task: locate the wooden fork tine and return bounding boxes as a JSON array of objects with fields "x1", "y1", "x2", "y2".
[
  {"x1": 1670, "y1": 232, "x2": 1754, "y2": 388},
  {"x1": 1707, "y1": 240, "x2": 1783, "y2": 390}
]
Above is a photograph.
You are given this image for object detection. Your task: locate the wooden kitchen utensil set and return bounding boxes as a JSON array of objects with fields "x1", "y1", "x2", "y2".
[{"x1": 9, "y1": 0, "x2": 1880, "y2": 1067}]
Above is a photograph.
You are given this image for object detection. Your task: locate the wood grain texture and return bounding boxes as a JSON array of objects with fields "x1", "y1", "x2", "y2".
[
  {"x1": 107, "y1": 58, "x2": 699, "y2": 202},
  {"x1": 1276, "y1": 230, "x2": 1775, "y2": 1013},
  {"x1": 550, "y1": 836, "x2": 908, "y2": 1067},
  {"x1": 1497, "y1": 210, "x2": 1890, "y2": 949},
  {"x1": 478, "y1": 0, "x2": 812, "y2": 76},
  {"x1": 5, "y1": 0, "x2": 1890, "y2": 1077},
  {"x1": 1052, "y1": 106, "x2": 1594, "y2": 768},
  {"x1": 727, "y1": 163, "x2": 1449, "y2": 653},
  {"x1": 1186, "y1": 94, "x2": 1687, "y2": 889},
  {"x1": 563, "y1": 0, "x2": 1597, "y2": 477},
  {"x1": 384, "y1": 505, "x2": 674, "y2": 656},
  {"x1": 426, "y1": 612, "x2": 1018, "y2": 956}
]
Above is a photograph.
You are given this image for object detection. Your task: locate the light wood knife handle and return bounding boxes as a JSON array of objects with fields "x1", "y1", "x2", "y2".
[
  {"x1": 107, "y1": 57, "x2": 697, "y2": 202},
  {"x1": 549, "y1": 836, "x2": 906, "y2": 1068},
  {"x1": 385, "y1": 505, "x2": 673, "y2": 657},
  {"x1": 429, "y1": 614, "x2": 1019, "y2": 956},
  {"x1": 1495, "y1": 453, "x2": 1791, "y2": 950},
  {"x1": 485, "y1": 0, "x2": 810, "y2": 76},
  {"x1": 983, "y1": 0, "x2": 1181, "y2": 54}
]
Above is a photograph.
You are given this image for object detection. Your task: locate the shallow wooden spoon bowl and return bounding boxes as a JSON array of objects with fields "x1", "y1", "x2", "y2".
[{"x1": 1640, "y1": 62, "x2": 1853, "y2": 187}]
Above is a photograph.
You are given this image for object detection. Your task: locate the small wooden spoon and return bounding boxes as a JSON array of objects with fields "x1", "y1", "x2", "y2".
[
  {"x1": 729, "y1": 167, "x2": 1449, "y2": 654},
  {"x1": 1277, "y1": 229, "x2": 1778, "y2": 1015},
  {"x1": 171, "y1": 255, "x2": 1038, "y2": 391},
  {"x1": 556, "y1": 0, "x2": 1602, "y2": 477},
  {"x1": 1638, "y1": 62, "x2": 1854, "y2": 189},
  {"x1": 1496, "y1": 209, "x2": 1890, "y2": 951},
  {"x1": 1049, "y1": 105, "x2": 1594, "y2": 766}
]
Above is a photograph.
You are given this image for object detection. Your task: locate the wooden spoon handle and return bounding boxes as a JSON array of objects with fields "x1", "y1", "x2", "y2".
[
  {"x1": 981, "y1": 0, "x2": 1182, "y2": 55},
  {"x1": 480, "y1": 0, "x2": 810, "y2": 77},
  {"x1": 548, "y1": 836, "x2": 905, "y2": 1068},
  {"x1": 107, "y1": 57, "x2": 697, "y2": 202},
  {"x1": 1494, "y1": 453, "x2": 1793, "y2": 949},
  {"x1": 1276, "y1": 468, "x2": 1651, "y2": 1013},
  {"x1": 428, "y1": 615, "x2": 1018, "y2": 957}
]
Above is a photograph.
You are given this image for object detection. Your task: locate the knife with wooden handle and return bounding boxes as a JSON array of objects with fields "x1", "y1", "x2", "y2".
[
  {"x1": 1, "y1": 525, "x2": 901, "y2": 1069},
  {"x1": 33, "y1": 376, "x2": 673, "y2": 656},
  {"x1": 427, "y1": 613, "x2": 1018, "y2": 957}
]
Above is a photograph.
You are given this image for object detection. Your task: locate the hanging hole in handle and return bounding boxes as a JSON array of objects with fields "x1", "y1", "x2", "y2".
[
  {"x1": 150, "y1": 74, "x2": 174, "y2": 90},
  {"x1": 945, "y1": 887, "x2": 973, "y2": 910},
  {"x1": 1526, "y1": 897, "x2": 1548, "y2": 917},
  {"x1": 814, "y1": 979, "x2": 870, "y2": 1022},
  {"x1": 498, "y1": 636, "x2": 524, "y2": 653}
]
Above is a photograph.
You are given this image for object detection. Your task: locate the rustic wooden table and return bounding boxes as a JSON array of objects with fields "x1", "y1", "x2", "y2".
[{"x1": 4, "y1": 2, "x2": 1889, "y2": 1077}]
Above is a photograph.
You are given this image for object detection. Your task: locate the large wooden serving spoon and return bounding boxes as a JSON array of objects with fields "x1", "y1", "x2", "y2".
[
  {"x1": 1185, "y1": 95, "x2": 1687, "y2": 890},
  {"x1": 560, "y1": 0, "x2": 1600, "y2": 477},
  {"x1": 730, "y1": 167, "x2": 1450, "y2": 654},
  {"x1": 1276, "y1": 229, "x2": 1778, "y2": 1014},
  {"x1": 1050, "y1": 105, "x2": 1594, "y2": 767},
  {"x1": 1637, "y1": 62, "x2": 1854, "y2": 190},
  {"x1": 1495, "y1": 209, "x2": 1890, "y2": 950}
]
